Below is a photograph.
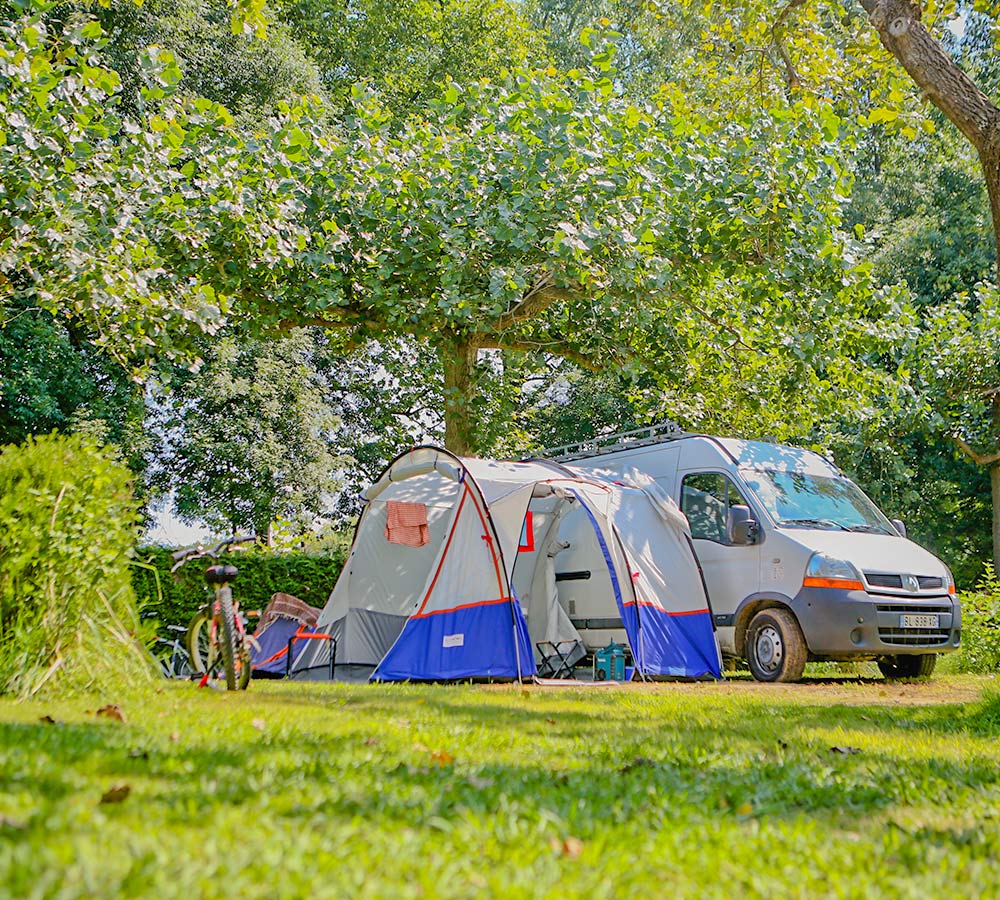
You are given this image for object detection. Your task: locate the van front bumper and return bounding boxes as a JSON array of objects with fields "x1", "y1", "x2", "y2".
[{"x1": 791, "y1": 586, "x2": 962, "y2": 657}]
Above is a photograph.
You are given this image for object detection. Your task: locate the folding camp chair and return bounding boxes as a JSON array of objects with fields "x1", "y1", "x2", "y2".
[{"x1": 535, "y1": 640, "x2": 580, "y2": 679}]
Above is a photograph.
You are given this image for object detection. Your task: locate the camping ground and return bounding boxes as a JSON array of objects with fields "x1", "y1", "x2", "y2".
[{"x1": 2, "y1": 675, "x2": 999, "y2": 898}]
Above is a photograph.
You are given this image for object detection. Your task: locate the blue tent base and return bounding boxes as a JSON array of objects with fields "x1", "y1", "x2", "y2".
[
  {"x1": 633, "y1": 608, "x2": 721, "y2": 680},
  {"x1": 372, "y1": 600, "x2": 536, "y2": 683}
]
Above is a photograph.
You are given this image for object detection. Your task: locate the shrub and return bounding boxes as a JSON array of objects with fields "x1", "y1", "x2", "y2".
[
  {"x1": 950, "y1": 563, "x2": 1000, "y2": 674},
  {"x1": 0, "y1": 433, "x2": 154, "y2": 697},
  {"x1": 133, "y1": 543, "x2": 349, "y2": 628}
]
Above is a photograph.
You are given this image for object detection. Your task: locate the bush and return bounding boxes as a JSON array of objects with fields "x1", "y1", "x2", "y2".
[
  {"x1": 133, "y1": 543, "x2": 350, "y2": 628},
  {"x1": 950, "y1": 563, "x2": 1000, "y2": 673},
  {"x1": 0, "y1": 433, "x2": 154, "y2": 697}
]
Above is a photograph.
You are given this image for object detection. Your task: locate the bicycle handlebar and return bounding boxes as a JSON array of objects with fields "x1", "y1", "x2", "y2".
[{"x1": 169, "y1": 535, "x2": 257, "y2": 572}]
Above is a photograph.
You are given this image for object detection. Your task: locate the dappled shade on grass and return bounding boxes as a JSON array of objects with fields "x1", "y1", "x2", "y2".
[{"x1": 1, "y1": 678, "x2": 999, "y2": 897}]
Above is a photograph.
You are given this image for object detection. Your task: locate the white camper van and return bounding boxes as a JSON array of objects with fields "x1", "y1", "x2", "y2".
[{"x1": 547, "y1": 424, "x2": 961, "y2": 682}]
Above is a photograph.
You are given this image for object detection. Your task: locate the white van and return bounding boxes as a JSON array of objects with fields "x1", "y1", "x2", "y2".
[{"x1": 547, "y1": 424, "x2": 961, "y2": 682}]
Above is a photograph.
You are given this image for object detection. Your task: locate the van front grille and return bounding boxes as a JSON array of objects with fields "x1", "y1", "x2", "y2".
[
  {"x1": 865, "y1": 573, "x2": 946, "y2": 593},
  {"x1": 875, "y1": 603, "x2": 952, "y2": 615},
  {"x1": 875, "y1": 602, "x2": 952, "y2": 646},
  {"x1": 877, "y1": 628, "x2": 951, "y2": 647},
  {"x1": 866, "y1": 573, "x2": 902, "y2": 589}
]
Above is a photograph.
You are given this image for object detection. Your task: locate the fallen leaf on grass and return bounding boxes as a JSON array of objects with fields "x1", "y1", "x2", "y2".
[
  {"x1": 545, "y1": 718, "x2": 556, "y2": 725},
  {"x1": 830, "y1": 746, "x2": 862, "y2": 755},
  {"x1": 95, "y1": 705, "x2": 126, "y2": 723},
  {"x1": 735, "y1": 801, "x2": 753, "y2": 816},
  {"x1": 169, "y1": 732, "x2": 180, "y2": 742},
  {"x1": 251, "y1": 718, "x2": 266, "y2": 732},
  {"x1": 363, "y1": 737, "x2": 379, "y2": 747},
  {"x1": 620, "y1": 757, "x2": 656, "y2": 773},
  {"x1": 430, "y1": 749, "x2": 454, "y2": 767},
  {"x1": 549, "y1": 837, "x2": 584, "y2": 859},
  {"x1": 38, "y1": 715, "x2": 57, "y2": 725},
  {"x1": 100, "y1": 784, "x2": 131, "y2": 805}
]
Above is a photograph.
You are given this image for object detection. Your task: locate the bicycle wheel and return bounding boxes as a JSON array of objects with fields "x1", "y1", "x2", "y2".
[
  {"x1": 218, "y1": 588, "x2": 237, "y2": 690},
  {"x1": 235, "y1": 640, "x2": 251, "y2": 690},
  {"x1": 185, "y1": 607, "x2": 212, "y2": 674},
  {"x1": 172, "y1": 644, "x2": 196, "y2": 679}
]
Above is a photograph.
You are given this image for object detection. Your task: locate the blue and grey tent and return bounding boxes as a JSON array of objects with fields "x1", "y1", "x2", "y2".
[
  {"x1": 250, "y1": 593, "x2": 322, "y2": 677},
  {"x1": 291, "y1": 447, "x2": 721, "y2": 682}
]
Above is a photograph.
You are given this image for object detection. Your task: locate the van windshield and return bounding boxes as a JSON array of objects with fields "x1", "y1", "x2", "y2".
[{"x1": 740, "y1": 468, "x2": 896, "y2": 535}]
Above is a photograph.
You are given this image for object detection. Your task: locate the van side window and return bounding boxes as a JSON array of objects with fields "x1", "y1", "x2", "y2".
[{"x1": 680, "y1": 473, "x2": 753, "y2": 543}]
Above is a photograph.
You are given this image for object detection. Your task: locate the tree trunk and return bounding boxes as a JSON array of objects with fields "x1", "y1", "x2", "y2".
[{"x1": 439, "y1": 336, "x2": 479, "y2": 457}]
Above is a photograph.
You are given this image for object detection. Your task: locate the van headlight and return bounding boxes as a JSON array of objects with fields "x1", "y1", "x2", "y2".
[
  {"x1": 945, "y1": 566, "x2": 956, "y2": 596},
  {"x1": 803, "y1": 552, "x2": 864, "y2": 591}
]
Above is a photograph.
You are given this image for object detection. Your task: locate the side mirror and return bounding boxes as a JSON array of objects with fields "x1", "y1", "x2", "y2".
[
  {"x1": 891, "y1": 519, "x2": 907, "y2": 538},
  {"x1": 727, "y1": 505, "x2": 759, "y2": 545}
]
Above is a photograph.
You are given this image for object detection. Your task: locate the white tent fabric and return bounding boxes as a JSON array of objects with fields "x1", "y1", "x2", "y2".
[{"x1": 291, "y1": 446, "x2": 722, "y2": 682}]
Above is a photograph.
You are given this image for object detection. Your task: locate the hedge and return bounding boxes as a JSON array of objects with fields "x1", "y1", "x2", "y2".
[
  {"x1": 0, "y1": 433, "x2": 154, "y2": 696},
  {"x1": 133, "y1": 545, "x2": 349, "y2": 628}
]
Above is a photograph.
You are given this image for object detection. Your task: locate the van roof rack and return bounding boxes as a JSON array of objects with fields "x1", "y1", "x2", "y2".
[{"x1": 541, "y1": 420, "x2": 693, "y2": 462}]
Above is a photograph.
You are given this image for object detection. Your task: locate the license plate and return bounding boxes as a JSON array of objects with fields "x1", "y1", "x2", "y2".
[{"x1": 900, "y1": 614, "x2": 938, "y2": 629}]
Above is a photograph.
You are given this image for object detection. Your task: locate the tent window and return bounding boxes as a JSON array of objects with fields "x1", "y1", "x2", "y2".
[
  {"x1": 680, "y1": 472, "x2": 752, "y2": 544},
  {"x1": 518, "y1": 512, "x2": 535, "y2": 552}
]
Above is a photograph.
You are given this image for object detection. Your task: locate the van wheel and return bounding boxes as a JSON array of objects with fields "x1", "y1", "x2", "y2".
[
  {"x1": 746, "y1": 609, "x2": 808, "y2": 683},
  {"x1": 877, "y1": 654, "x2": 936, "y2": 679}
]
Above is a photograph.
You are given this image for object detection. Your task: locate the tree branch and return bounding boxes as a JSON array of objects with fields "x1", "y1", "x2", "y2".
[
  {"x1": 491, "y1": 274, "x2": 576, "y2": 333},
  {"x1": 859, "y1": 0, "x2": 1000, "y2": 149},
  {"x1": 772, "y1": 0, "x2": 806, "y2": 91},
  {"x1": 951, "y1": 434, "x2": 1000, "y2": 468},
  {"x1": 476, "y1": 336, "x2": 606, "y2": 372}
]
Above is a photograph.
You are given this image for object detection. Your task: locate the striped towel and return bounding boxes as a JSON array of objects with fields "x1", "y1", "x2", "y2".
[
  {"x1": 257, "y1": 592, "x2": 322, "y2": 632},
  {"x1": 385, "y1": 501, "x2": 429, "y2": 547}
]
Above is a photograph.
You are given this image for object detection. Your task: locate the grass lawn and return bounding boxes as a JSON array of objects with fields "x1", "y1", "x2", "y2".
[{"x1": 2, "y1": 676, "x2": 1000, "y2": 899}]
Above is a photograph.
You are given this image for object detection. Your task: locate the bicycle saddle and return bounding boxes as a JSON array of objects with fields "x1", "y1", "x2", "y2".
[{"x1": 205, "y1": 564, "x2": 238, "y2": 585}]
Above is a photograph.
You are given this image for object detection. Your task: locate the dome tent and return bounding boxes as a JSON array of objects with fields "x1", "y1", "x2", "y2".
[{"x1": 291, "y1": 446, "x2": 721, "y2": 682}]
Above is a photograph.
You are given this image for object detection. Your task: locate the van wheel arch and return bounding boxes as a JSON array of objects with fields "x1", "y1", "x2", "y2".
[{"x1": 733, "y1": 596, "x2": 802, "y2": 658}]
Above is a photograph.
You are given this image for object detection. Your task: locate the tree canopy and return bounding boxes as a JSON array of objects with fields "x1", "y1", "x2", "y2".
[{"x1": 5, "y1": 0, "x2": 1000, "y2": 574}]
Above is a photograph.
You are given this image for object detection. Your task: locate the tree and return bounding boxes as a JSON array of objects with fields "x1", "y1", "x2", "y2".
[
  {"x1": 278, "y1": 0, "x2": 547, "y2": 115},
  {"x1": 836, "y1": 0, "x2": 1000, "y2": 569},
  {"x1": 911, "y1": 286, "x2": 1000, "y2": 571},
  {"x1": 0, "y1": 301, "x2": 145, "y2": 457},
  {"x1": 151, "y1": 331, "x2": 347, "y2": 536},
  {"x1": 91, "y1": 0, "x2": 323, "y2": 120},
  {"x1": 3, "y1": 8, "x2": 898, "y2": 460}
]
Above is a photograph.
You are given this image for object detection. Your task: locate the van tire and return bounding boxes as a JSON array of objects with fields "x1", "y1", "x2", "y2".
[
  {"x1": 746, "y1": 609, "x2": 808, "y2": 683},
  {"x1": 877, "y1": 654, "x2": 936, "y2": 679}
]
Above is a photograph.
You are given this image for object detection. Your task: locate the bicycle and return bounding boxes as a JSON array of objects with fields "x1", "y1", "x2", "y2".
[
  {"x1": 171, "y1": 535, "x2": 257, "y2": 691},
  {"x1": 153, "y1": 625, "x2": 196, "y2": 679}
]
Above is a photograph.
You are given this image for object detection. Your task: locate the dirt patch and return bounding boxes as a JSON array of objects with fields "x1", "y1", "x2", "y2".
[{"x1": 493, "y1": 674, "x2": 996, "y2": 706}]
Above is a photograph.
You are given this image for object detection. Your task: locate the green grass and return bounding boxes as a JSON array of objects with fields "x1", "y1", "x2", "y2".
[{"x1": 2, "y1": 677, "x2": 1000, "y2": 899}]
